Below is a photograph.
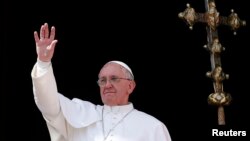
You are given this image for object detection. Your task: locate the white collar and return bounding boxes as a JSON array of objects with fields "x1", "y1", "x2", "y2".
[{"x1": 103, "y1": 103, "x2": 134, "y2": 115}]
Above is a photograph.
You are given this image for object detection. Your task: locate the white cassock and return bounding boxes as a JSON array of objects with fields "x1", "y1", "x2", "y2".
[{"x1": 31, "y1": 60, "x2": 172, "y2": 141}]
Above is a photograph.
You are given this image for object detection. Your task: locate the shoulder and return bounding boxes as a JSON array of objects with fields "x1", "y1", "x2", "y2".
[
  {"x1": 72, "y1": 98, "x2": 94, "y2": 105},
  {"x1": 71, "y1": 98, "x2": 103, "y2": 111},
  {"x1": 131, "y1": 109, "x2": 164, "y2": 127}
]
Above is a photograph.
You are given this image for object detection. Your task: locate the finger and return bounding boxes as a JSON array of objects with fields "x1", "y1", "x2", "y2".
[
  {"x1": 49, "y1": 26, "x2": 56, "y2": 40},
  {"x1": 34, "y1": 31, "x2": 39, "y2": 43},
  {"x1": 49, "y1": 40, "x2": 58, "y2": 50},
  {"x1": 40, "y1": 25, "x2": 45, "y2": 39},
  {"x1": 44, "y1": 23, "x2": 49, "y2": 38},
  {"x1": 47, "y1": 40, "x2": 58, "y2": 56}
]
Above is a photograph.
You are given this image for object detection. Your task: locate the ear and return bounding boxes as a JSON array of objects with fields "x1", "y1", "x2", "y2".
[{"x1": 128, "y1": 80, "x2": 136, "y2": 95}]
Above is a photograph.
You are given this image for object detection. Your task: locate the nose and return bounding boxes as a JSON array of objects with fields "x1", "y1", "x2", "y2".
[{"x1": 103, "y1": 79, "x2": 112, "y2": 88}]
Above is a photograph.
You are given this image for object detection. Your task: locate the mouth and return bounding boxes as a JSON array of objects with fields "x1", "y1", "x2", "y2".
[{"x1": 104, "y1": 92, "x2": 115, "y2": 96}]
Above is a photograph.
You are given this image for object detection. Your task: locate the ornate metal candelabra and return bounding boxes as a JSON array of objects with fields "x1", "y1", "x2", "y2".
[{"x1": 178, "y1": 0, "x2": 246, "y2": 125}]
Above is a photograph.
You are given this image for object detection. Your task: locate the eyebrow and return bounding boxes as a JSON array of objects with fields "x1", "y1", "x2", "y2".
[{"x1": 99, "y1": 75, "x2": 119, "y2": 79}]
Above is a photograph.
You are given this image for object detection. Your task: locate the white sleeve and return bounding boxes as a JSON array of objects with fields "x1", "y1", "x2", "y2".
[
  {"x1": 31, "y1": 60, "x2": 101, "y2": 140},
  {"x1": 31, "y1": 60, "x2": 60, "y2": 120},
  {"x1": 31, "y1": 60, "x2": 69, "y2": 140},
  {"x1": 59, "y1": 95, "x2": 102, "y2": 128},
  {"x1": 36, "y1": 59, "x2": 51, "y2": 77}
]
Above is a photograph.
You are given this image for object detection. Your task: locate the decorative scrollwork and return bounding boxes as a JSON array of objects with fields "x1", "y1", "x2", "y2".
[
  {"x1": 208, "y1": 92, "x2": 232, "y2": 106},
  {"x1": 205, "y1": 1, "x2": 220, "y2": 31},
  {"x1": 178, "y1": 3, "x2": 197, "y2": 30},
  {"x1": 228, "y1": 9, "x2": 247, "y2": 35}
]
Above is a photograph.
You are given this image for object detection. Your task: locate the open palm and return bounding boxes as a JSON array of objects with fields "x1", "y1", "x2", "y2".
[{"x1": 34, "y1": 23, "x2": 58, "y2": 62}]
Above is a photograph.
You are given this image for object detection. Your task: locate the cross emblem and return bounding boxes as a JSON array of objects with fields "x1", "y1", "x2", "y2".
[{"x1": 178, "y1": 0, "x2": 246, "y2": 125}]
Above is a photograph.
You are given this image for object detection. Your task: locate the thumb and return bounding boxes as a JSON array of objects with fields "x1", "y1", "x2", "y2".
[
  {"x1": 45, "y1": 40, "x2": 58, "y2": 59},
  {"x1": 47, "y1": 40, "x2": 58, "y2": 51}
]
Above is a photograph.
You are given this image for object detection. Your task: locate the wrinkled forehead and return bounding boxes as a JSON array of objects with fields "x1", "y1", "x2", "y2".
[{"x1": 99, "y1": 63, "x2": 125, "y2": 78}]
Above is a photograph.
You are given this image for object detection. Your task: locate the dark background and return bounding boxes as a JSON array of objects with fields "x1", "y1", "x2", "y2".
[{"x1": 3, "y1": 0, "x2": 249, "y2": 140}]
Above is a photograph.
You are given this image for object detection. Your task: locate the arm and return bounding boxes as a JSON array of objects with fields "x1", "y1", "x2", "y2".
[
  {"x1": 31, "y1": 23, "x2": 101, "y2": 140},
  {"x1": 31, "y1": 60, "x2": 68, "y2": 140},
  {"x1": 31, "y1": 23, "x2": 69, "y2": 139},
  {"x1": 32, "y1": 23, "x2": 59, "y2": 119},
  {"x1": 31, "y1": 59, "x2": 60, "y2": 120}
]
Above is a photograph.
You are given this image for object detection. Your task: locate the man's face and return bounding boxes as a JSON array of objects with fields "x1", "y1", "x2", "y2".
[{"x1": 98, "y1": 63, "x2": 135, "y2": 106}]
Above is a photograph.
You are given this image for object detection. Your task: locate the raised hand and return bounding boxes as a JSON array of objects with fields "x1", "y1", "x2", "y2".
[{"x1": 34, "y1": 23, "x2": 58, "y2": 62}]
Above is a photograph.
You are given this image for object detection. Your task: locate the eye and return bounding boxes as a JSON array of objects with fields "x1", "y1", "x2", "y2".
[
  {"x1": 99, "y1": 79, "x2": 106, "y2": 84},
  {"x1": 110, "y1": 77, "x2": 119, "y2": 82}
]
